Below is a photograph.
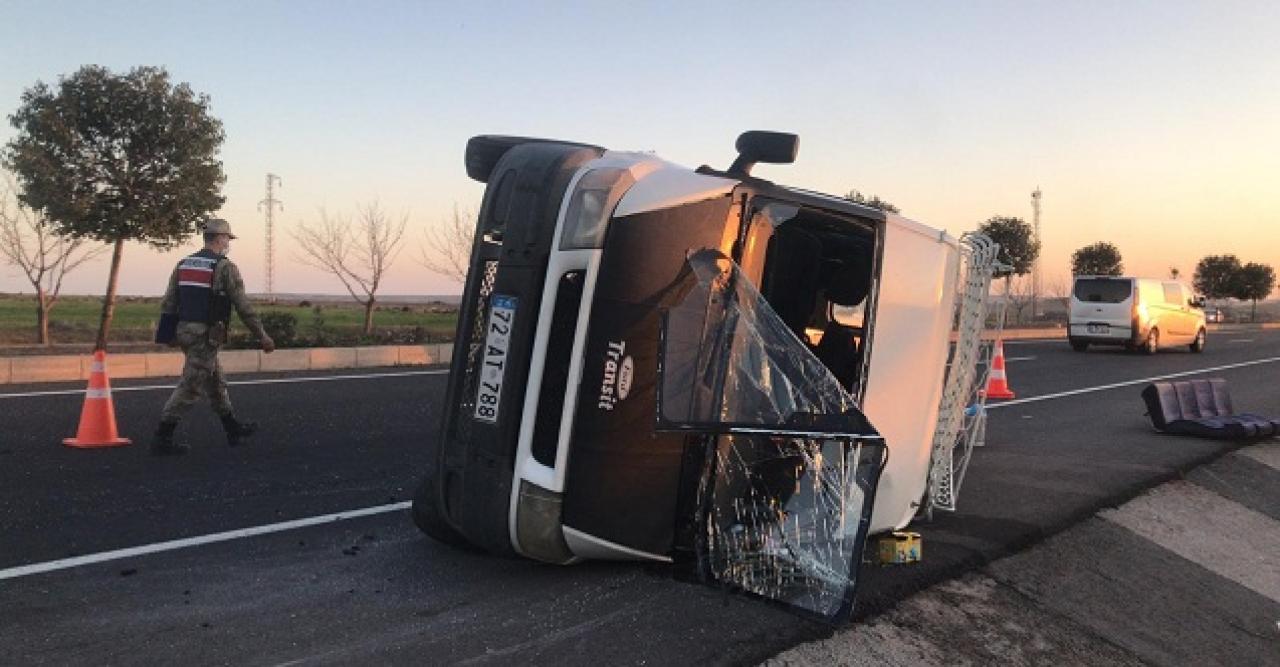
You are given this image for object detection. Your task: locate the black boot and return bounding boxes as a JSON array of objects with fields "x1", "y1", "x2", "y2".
[
  {"x1": 221, "y1": 415, "x2": 258, "y2": 447},
  {"x1": 150, "y1": 420, "x2": 188, "y2": 456}
]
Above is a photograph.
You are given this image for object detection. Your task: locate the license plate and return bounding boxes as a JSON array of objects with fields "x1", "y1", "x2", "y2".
[
  {"x1": 1087, "y1": 324, "x2": 1109, "y2": 334},
  {"x1": 474, "y1": 294, "x2": 517, "y2": 423}
]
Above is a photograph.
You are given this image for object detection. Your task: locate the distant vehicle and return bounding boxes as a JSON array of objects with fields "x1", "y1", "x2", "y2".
[
  {"x1": 1069, "y1": 276, "x2": 1206, "y2": 354},
  {"x1": 412, "y1": 131, "x2": 1003, "y2": 621},
  {"x1": 1205, "y1": 308, "x2": 1225, "y2": 323}
]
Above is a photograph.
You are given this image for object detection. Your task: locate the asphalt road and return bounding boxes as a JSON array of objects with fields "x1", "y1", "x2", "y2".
[{"x1": 2, "y1": 330, "x2": 1279, "y2": 665}]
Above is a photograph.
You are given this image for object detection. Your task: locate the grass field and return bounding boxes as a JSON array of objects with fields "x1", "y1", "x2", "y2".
[{"x1": 0, "y1": 294, "x2": 459, "y2": 347}]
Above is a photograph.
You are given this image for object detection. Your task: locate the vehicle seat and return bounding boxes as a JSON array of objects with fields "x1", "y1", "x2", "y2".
[
  {"x1": 813, "y1": 260, "x2": 872, "y2": 392},
  {"x1": 1141, "y1": 378, "x2": 1280, "y2": 440},
  {"x1": 761, "y1": 228, "x2": 822, "y2": 342}
]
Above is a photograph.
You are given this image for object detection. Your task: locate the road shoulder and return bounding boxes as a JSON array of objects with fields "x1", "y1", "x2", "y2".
[{"x1": 767, "y1": 443, "x2": 1280, "y2": 665}]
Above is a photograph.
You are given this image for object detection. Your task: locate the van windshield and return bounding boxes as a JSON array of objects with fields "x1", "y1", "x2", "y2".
[{"x1": 1074, "y1": 278, "x2": 1132, "y2": 303}]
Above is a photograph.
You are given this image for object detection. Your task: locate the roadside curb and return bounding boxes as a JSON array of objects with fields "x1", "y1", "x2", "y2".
[{"x1": 0, "y1": 344, "x2": 455, "y2": 384}]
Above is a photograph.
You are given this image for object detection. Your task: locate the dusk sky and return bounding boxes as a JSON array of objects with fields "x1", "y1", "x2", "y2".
[{"x1": 1, "y1": 1, "x2": 1277, "y2": 297}]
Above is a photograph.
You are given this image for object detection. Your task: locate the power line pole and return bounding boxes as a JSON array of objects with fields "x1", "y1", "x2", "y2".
[
  {"x1": 1031, "y1": 187, "x2": 1043, "y2": 317},
  {"x1": 258, "y1": 173, "x2": 283, "y2": 304}
]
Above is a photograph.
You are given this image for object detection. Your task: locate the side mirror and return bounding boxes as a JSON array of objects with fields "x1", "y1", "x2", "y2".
[
  {"x1": 1190, "y1": 297, "x2": 1205, "y2": 309},
  {"x1": 727, "y1": 131, "x2": 799, "y2": 177}
]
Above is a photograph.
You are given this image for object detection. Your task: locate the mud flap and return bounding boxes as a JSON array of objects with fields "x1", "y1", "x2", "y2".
[{"x1": 656, "y1": 250, "x2": 887, "y2": 622}]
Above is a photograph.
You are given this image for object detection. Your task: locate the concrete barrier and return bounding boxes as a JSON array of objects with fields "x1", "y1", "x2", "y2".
[
  {"x1": 397, "y1": 345, "x2": 430, "y2": 366},
  {"x1": 355, "y1": 346, "x2": 399, "y2": 368},
  {"x1": 8, "y1": 320, "x2": 1275, "y2": 385},
  {"x1": 10, "y1": 355, "x2": 82, "y2": 383},
  {"x1": 90, "y1": 353, "x2": 148, "y2": 380},
  {"x1": 145, "y1": 353, "x2": 185, "y2": 377},
  {"x1": 219, "y1": 350, "x2": 262, "y2": 374},
  {"x1": 397, "y1": 344, "x2": 454, "y2": 366},
  {"x1": 0, "y1": 343, "x2": 454, "y2": 385},
  {"x1": 309, "y1": 348, "x2": 357, "y2": 370},
  {"x1": 260, "y1": 349, "x2": 310, "y2": 372}
]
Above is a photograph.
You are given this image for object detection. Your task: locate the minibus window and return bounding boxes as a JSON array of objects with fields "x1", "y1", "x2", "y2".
[{"x1": 1074, "y1": 279, "x2": 1131, "y2": 303}]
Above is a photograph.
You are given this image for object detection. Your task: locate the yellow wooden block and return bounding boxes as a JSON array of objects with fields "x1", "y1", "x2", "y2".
[{"x1": 876, "y1": 531, "x2": 922, "y2": 564}]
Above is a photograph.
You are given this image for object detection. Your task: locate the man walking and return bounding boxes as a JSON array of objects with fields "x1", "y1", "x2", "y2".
[{"x1": 152, "y1": 218, "x2": 275, "y2": 456}]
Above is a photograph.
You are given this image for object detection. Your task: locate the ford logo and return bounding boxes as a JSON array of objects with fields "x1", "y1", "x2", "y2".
[{"x1": 617, "y1": 356, "x2": 634, "y2": 401}]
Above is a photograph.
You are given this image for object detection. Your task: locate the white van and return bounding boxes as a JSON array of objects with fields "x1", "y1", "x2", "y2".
[{"x1": 1069, "y1": 276, "x2": 1207, "y2": 354}]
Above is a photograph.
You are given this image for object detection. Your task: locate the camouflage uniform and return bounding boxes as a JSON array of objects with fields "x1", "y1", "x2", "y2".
[{"x1": 159, "y1": 257, "x2": 266, "y2": 421}]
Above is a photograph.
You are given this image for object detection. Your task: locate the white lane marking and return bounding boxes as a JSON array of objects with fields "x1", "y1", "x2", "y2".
[
  {"x1": 1239, "y1": 443, "x2": 1280, "y2": 473},
  {"x1": 1229, "y1": 338, "x2": 1255, "y2": 343},
  {"x1": 1004, "y1": 356, "x2": 1037, "y2": 362},
  {"x1": 0, "y1": 501, "x2": 412, "y2": 581},
  {"x1": 0, "y1": 369, "x2": 449, "y2": 400},
  {"x1": 986, "y1": 355, "x2": 1280, "y2": 410},
  {"x1": 1101, "y1": 482, "x2": 1280, "y2": 602}
]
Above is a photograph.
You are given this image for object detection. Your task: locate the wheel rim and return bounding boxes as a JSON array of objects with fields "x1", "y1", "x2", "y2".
[
  {"x1": 1148, "y1": 330, "x2": 1158, "y2": 352},
  {"x1": 1196, "y1": 330, "x2": 1205, "y2": 347}
]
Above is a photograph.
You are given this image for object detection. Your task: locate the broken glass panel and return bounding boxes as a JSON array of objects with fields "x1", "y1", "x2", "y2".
[
  {"x1": 656, "y1": 250, "x2": 887, "y2": 622},
  {"x1": 657, "y1": 250, "x2": 870, "y2": 433}
]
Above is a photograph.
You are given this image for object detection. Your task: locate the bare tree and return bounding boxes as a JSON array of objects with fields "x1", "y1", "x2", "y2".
[
  {"x1": 291, "y1": 201, "x2": 408, "y2": 335},
  {"x1": 418, "y1": 204, "x2": 475, "y2": 285},
  {"x1": 1045, "y1": 276, "x2": 1073, "y2": 313},
  {"x1": 0, "y1": 173, "x2": 107, "y2": 344},
  {"x1": 1002, "y1": 275, "x2": 1037, "y2": 326}
]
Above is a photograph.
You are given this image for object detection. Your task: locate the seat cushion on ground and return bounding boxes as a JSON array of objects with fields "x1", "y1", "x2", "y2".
[{"x1": 1141, "y1": 379, "x2": 1275, "y2": 441}]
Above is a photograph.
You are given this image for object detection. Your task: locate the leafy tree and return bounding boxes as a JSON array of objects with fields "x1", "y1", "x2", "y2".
[
  {"x1": 977, "y1": 216, "x2": 1039, "y2": 276},
  {"x1": 1070, "y1": 242, "x2": 1124, "y2": 276},
  {"x1": 1193, "y1": 255, "x2": 1242, "y2": 301},
  {"x1": 844, "y1": 189, "x2": 900, "y2": 214},
  {"x1": 1231, "y1": 262, "x2": 1275, "y2": 322},
  {"x1": 4, "y1": 65, "x2": 226, "y2": 350}
]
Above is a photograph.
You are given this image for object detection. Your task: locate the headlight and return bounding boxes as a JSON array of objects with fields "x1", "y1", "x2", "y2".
[{"x1": 559, "y1": 167, "x2": 635, "y2": 250}]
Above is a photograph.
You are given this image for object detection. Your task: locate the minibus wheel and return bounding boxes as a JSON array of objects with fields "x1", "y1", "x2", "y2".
[
  {"x1": 1144, "y1": 328, "x2": 1160, "y2": 355},
  {"x1": 1070, "y1": 339, "x2": 1088, "y2": 352},
  {"x1": 412, "y1": 474, "x2": 476, "y2": 550},
  {"x1": 1190, "y1": 328, "x2": 1206, "y2": 353}
]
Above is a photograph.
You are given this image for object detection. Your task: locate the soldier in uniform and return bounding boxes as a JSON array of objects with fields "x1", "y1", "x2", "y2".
[{"x1": 152, "y1": 218, "x2": 276, "y2": 456}]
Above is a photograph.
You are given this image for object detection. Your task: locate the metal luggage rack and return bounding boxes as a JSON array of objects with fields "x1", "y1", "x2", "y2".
[{"x1": 923, "y1": 233, "x2": 1009, "y2": 516}]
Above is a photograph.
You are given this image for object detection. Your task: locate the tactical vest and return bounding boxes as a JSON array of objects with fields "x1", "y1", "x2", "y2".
[{"x1": 175, "y1": 249, "x2": 228, "y2": 325}]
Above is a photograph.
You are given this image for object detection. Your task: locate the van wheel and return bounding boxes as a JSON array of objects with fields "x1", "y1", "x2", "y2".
[
  {"x1": 1190, "y1": 328, "x2": 1206, "y2": 353},
  {"x1": 1144, "y1": 328, "x2": 1160, "y2": 355},
  {"x1": 1070, "y1": 340, "x2": 1088, "y2": 352},
  {"x1": 411, "y1": 474, "x2": 475, "y2": 549}
]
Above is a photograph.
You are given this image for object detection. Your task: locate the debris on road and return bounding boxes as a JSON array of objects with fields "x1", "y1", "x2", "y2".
[{"x1": 1142, "y1": 378, "x2": 1280, "y2": 440}]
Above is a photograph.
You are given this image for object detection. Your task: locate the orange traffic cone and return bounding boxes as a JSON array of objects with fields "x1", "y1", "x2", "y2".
[
  {"x1": 982, "y1": 340, "x2": 1016, "y2": 400},
  {"x1": 63, "y1": 350, "x2": 131, "y2": 448}
]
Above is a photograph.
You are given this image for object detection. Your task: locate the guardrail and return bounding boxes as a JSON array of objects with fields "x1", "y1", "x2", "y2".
[{"x1": 0, "y1": 343, "x2": 455, "y2": 384}]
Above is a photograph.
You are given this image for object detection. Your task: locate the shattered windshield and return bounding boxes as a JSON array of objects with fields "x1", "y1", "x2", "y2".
[
  {"x1": 656, "y1": 250, "x2": 886, "y2": 622},
  {"x1": 657, "y1": 250, "x2": 870, "y2": 433}
]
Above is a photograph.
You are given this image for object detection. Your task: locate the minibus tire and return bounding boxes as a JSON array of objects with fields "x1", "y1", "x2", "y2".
[
  {"x1": 1070, "y1": 339, "x2": 1088, "y2": 352},
  {"x1": 465, "y1": 136, "x2": 532, "y2": 182},
  {"x1": 412, "y1": 475, "x2": 476, "y2": 550},
  {"x1": 1190, "y1": 328, "x2": 1206, "y2": 353},
  {"x1": 1144, "y1": 329, "x2": 1159, "y2": 355},
  {"x1": 465, "y1": 135, "x2": 601, "y2": 183}
]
